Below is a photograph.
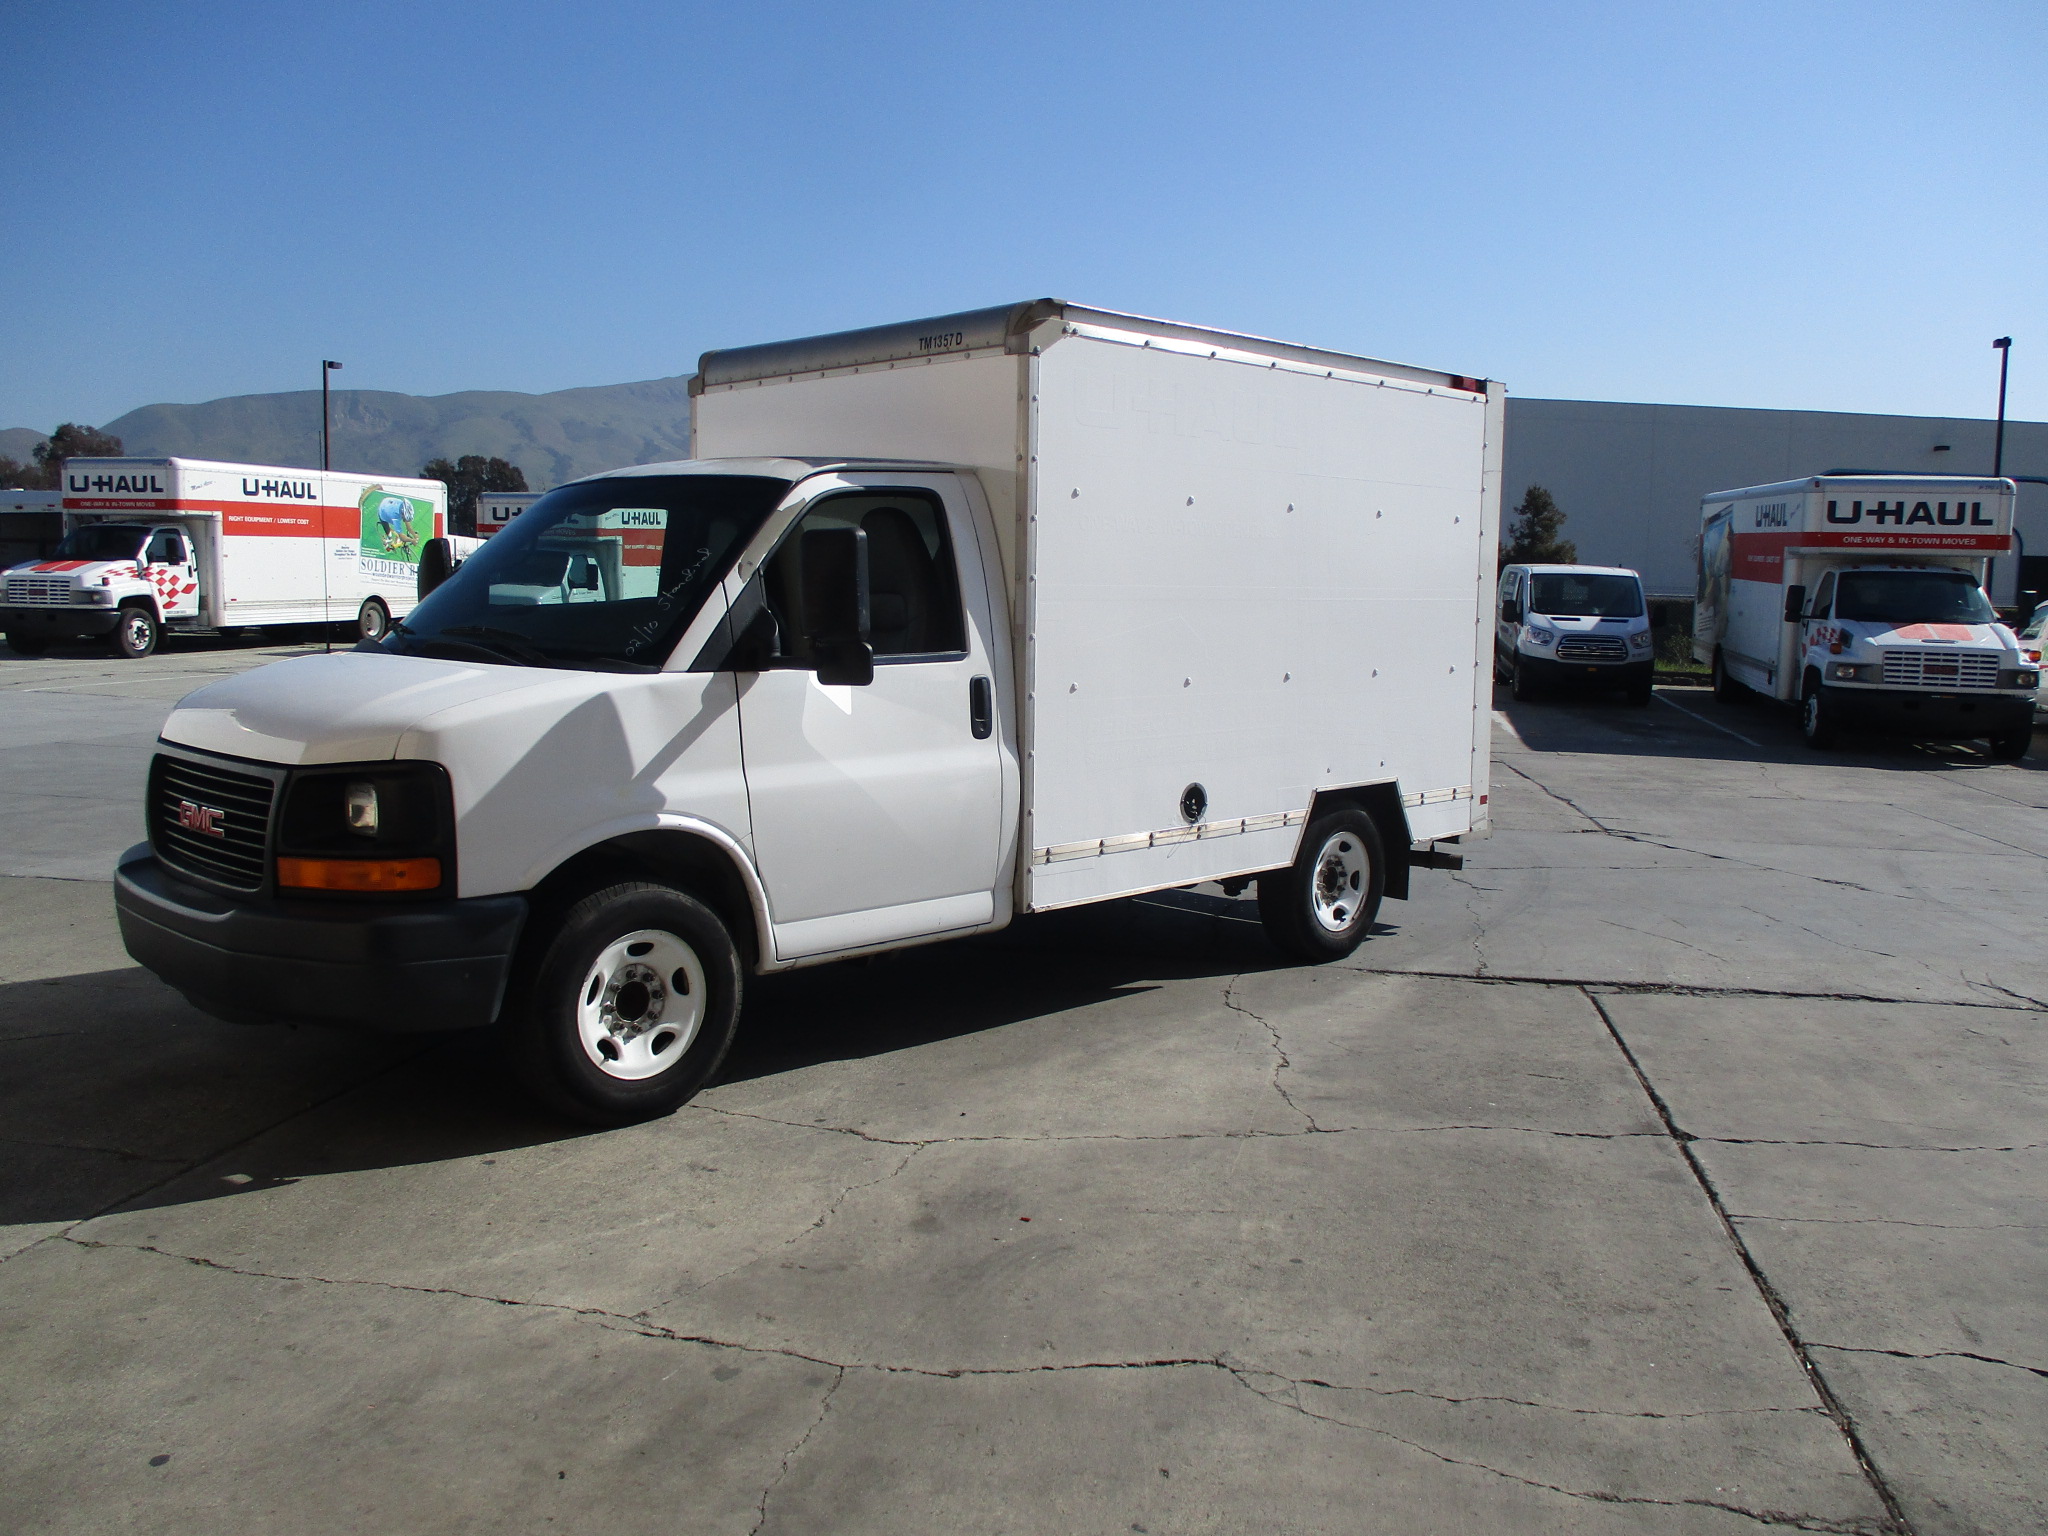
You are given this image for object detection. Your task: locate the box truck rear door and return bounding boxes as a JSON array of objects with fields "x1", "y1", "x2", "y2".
[{"x1": 737, "y1": 473, "x2": 1004, "y2": 957}]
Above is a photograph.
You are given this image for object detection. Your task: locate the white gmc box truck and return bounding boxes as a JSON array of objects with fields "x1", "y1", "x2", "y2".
[
  {"x1": 1695, "y1": 473, "x2": 2036, "y2": 756},
  {"x1": 115, "y1": 301, "x2": 1501, "y2": 1122},
  {"x1": 1, "y1": 458, "x2": 447, "y2": 657}
]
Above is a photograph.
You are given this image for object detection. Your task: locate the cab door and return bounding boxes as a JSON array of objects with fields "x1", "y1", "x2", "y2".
[
  {"x1": 732, "y1": 473, "x2": 1005, "y2": 959},
  {"x1": 143, "y1": 526, "x2": 200, "y2": 620}
]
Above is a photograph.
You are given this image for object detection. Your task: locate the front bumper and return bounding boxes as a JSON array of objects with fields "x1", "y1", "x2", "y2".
[
  {"x1": 1822, "y1": 686, "x2": 2033, "y2": 737},
  {"x1": 1518, "y1": 653, "x2": 1654, "y2": 686},
  {"x1": 115, "y1": 846, "x2": 527, "y2": 1032},
  {"x1": 1, "y1": 604, "x2": 118, "y2": 638}
]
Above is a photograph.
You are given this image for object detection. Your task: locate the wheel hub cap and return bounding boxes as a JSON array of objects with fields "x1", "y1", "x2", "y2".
[
  {"x1": 1310, "y1": 834, "x2": 1367, "y2": 932},
  {"x1": 575, "y1": 929, "x2": 705, "y2": 1080}
]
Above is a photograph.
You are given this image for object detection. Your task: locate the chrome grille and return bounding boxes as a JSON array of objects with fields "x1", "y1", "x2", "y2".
[
  {"x1": 1555, "y1": 634, "x2": 1628, "y2": 661},
  {"x1": 151, "y1": 754, "x2": 276, "y2": 891},
  {"x1": 4, "y1": 575, "x2": 71, "y2": 605},
  {"x1": 1880, "y1": 649, "x2": 2000, "y2": 689}
]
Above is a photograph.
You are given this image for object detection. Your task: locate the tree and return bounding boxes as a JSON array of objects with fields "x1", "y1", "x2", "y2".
[
  {"x1": 422, "y1": 454, "x2": 528, "y2": 537},
  {"x1": 5, "y1": 424, "x2": 125, "y2": 489},
  {"x1": 1501, "y1": 484, "x2": 1576, "y2": 567}
]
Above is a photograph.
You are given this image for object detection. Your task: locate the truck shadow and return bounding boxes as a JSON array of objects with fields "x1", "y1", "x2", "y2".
[
  {"x1": 0, "y1": 896, "x2": 1290, "y2": 1230},
  {"x1": 1498, "y1": 683, "x2": 2042, "y2": 773}
]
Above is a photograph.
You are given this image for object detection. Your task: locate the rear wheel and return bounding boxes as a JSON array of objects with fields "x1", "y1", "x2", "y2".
[
  {"x1": 1801, "y1": 676, "x2": 1838, "y2": 750},
  {"x1": 1712, "y1": 649, "x2": 1746, "y2": 703},
  {"x1": 505, "y1": 881, "x2": 743, "y2": 1125},
  {"x1": 356, "y1": 597, "x2": 390, "y2": 642},
  {"x1": 1987, "y1": 723, "x2": 2033, "y2": 761},
  {"x1": 109, "y1": 603, "x2": 159, "y2": 659},
  {"x1": 1258, "y1": 809, "x2": 1386, "y2": 963},
  {"x1": 5, "y1": 632, "x2": 46, "y2": 656}
]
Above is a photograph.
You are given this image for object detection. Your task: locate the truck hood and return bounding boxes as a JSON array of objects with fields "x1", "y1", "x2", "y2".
[
  {"x1": 7, "y1": 557, "x2": 137, "y2": 582},
  {"x1": 1849, "y1": 621, "x2": 2015, "y2": 650},
  {"x1": 160, "y1": 650, "x2": 608, "y2": 765}
]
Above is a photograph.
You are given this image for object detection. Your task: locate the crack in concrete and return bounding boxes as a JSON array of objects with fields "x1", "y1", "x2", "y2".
[
  {"x1": 1336, "y1": 964, "x2": 2046, "y2": 1014},
  {"x1": 0, "y1": 1133, "x2": 176, "y2": 1163},
  {"x1": 1805, "y1": 1342, "x2": 2048, "y2": 1380},
  {"x1": 1701, "y1": 1138, "x2": 2042, "y2": 1154},
  {"x1": 1728, "y1": 1214, "x2": 2048, "y2": 1232},
  {"x1": 1581, "y1": 992, "x2": 1917, "y2": 1535},
  {"x1": 1232, "y1": 1371, "x2": 1888, "y2": 1534},
  {"x1": 63, "y1": 1234, "x2": 1884, "y2": 1530},
  {"x1": 1221, "y1": 976, "x2": 1321, "y2": 1131},
  {"x1": 749, "y1": 1365, "x2": 844, "y2": 1535}
]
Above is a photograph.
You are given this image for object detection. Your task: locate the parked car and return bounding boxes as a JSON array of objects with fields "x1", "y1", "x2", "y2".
[{"x1": 1494, "y1": 563, "x2": 1654, "y2": 704}]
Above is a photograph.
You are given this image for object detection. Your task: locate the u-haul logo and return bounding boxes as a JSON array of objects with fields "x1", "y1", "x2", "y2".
[
  {"x1": 67, "y1": 471, "x2": 165, "y2": 495},
  {"x1": 239, "y1": 477, "x2": 319, "y2": 501},
  {"x1": 1827, "y1": 499, "x2": 1996, "y2": 527},
  {"x1": 1755, "y1": 502, "x2": 1790, "y2": 528},
  {"x1": 175, "y1": 800, "x2": 226, "y2": 838}
]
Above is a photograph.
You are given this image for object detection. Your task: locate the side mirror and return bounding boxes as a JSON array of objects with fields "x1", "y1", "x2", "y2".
[
  {"x1": 801, "y1": 526, "x2": 874, "y2": 687},
  {"x1": 1501, "y1": 598, "x2": 1523, "y2": 623},
  {"x1": 418, "y1": 538, "x2": 459, "y2": 600},
  {"x1": 1783, "y1": 585, "x2": 1807, "y2": 623}
]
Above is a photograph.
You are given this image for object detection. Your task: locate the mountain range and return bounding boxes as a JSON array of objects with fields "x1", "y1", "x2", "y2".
[{"x1": 3, "y1": 375, "x2": 697, "y2": 490}]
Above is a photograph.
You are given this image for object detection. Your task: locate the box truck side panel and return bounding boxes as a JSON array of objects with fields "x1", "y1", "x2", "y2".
[
  {"x1": 1024, "y1": 332, "x2": 1490, "y2": 909},
  {"x1": 692, "y1": 352, "x2": 1025, "y2": 588}
]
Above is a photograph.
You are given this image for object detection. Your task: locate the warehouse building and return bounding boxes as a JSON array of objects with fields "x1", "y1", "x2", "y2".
[{"x1": 1502, "y1": 399, "x2": 2048, "y2": 613}]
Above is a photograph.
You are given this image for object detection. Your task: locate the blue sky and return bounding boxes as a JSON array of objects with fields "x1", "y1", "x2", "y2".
[{"x1": 2, "y1": 0, "x2": 2042, "y2": 430}]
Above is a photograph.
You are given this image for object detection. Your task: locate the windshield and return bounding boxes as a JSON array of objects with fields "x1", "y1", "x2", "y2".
[
  {"x1": 382, "y1": 474, "x2": 789, "y2": 671},
  {"x1": 53, "y1": 523, "x2": 150, "y2": 561},
  {"x1": 1529, "y1": 572, "x2": 1643, "y2": 618},
  {"x1": 1834, "y1": 570, "x2": 1996, "y2": 626}
]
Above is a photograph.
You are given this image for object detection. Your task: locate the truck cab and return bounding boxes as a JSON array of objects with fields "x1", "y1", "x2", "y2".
[
  {"x1": 1792, "y1": 563, "x2": 2035, "y2": 755},
  {"x1": 1494, "y1": 563, "x2": 1654, "y2": 704},
  {"x1": 2, "y1": 518, "x2": 201, "y2": 657}
]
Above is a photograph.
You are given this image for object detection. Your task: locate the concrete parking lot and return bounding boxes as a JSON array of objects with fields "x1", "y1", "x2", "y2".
[{"x1": 1, "y1": 640, "x2": 2041, "y2": 1535}]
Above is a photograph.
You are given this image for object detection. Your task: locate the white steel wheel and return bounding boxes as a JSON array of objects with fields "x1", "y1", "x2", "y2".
[
  {"x1": 1308, "y1": 830, "x2": 1369, "y2": 932},
  {"x1": 574, "y1": 927, "x2": 706, "y2": 1080},
  {"x1": 357, "y1": 597, "x2": 390, "y2": 641}
]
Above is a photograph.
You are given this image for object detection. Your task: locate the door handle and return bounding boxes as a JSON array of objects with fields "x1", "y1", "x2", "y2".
[{"x1": 969, "y1": 675, "x2": 993, "y2": 739}]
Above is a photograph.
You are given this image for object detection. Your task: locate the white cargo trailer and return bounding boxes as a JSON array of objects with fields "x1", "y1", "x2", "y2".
[
  {"x1": 0, "y1": 458, "x2": 446, "y2": 656},
  {"x1": 1694, "y1": 473, "x2": 2035, "y2": 755},
  {"x1": 116, "y1": 301, "x2": 1501, "y2": 1123}
]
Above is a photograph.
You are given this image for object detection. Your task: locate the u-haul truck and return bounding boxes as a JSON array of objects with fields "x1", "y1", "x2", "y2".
[
  {"x1": 1694, "y1": 474, "x2": 2035, "y2": 757},
  {"x1": 0, "y1": 458, "x2": 446, "y2": 657}
]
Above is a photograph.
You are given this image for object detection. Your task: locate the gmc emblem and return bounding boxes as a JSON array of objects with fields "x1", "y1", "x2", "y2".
[{"x1": 176, "y1": 800, "x2": 226, "y2": 838}]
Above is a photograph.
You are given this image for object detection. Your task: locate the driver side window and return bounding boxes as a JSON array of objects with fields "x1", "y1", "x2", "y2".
[
  {"x1": 758, "y1": 491, "x2": 966, "y2": 664},
  {"x1": 1810, "y1": 571, "x2": 1835, "y2": 619},
  {"x1": 146, "y1": 530, "x2": 186, "y2": 565}
]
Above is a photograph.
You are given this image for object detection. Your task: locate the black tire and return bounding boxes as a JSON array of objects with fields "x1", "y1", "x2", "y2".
[
  {"x1": 1712, "y1": 649, "x2": 1745, "y2": 703},
  {"x1": 504, "y1": 881, "x2": 743, "y2": 1126},
  {"x1": 1987, "y1": 723, "x2": 2033, "y2": 761},
  {"x1": 1626, "y1": 680, "x2": 1653, "y2": 707},
  {"x1": 108, "y1": 603, "x2": 159, "y2": 659},
  {"x1": 5, "y1": 632, "x2": 47, "y2": 656},
  {"x1": 1800, "y1": 675, "x2": 1838, "y2": 750},
  {"x1": 1257, "y1": 809, "x2": 1386, "y2": 963},
  {"x1": 357, "y1": 597, "x2": 391, "y2": 642},
  {"x1": 1510, "y1": 654, "x2": 1539, "y2": 702}
]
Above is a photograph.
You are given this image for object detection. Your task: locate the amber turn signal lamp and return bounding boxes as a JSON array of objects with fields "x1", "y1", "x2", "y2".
[{"x1": 277, "y1": 856, "x2": 441, "y2": 892}]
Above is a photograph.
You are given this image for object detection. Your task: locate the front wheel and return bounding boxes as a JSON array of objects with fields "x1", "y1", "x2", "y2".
[
  {"x1": 1987, "y1": 723, "x2": 2033, "y2": 761},
  {"x1": 1801, "y1": 678, "x2": 1839, "y2": 750},
  {"x1": 1510, "y1": 654, "x2": 1539, "y2": 702},
  {"x1": 357, "y1": 597, "x2": 390, "y2": 642},
  {"x1": 109, "y1": 604, "x2": 159, "y2": 659},
  {"x1": 505, "y1": 882, "x2": 743, "y2": 1125},
  {"x1": 1258, "y1": 809, "x2": 1386, "y2": 963}
]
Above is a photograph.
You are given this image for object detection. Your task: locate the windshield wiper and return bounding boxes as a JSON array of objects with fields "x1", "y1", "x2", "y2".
[{"x1": 439, "y1": 625, "x2": 556, "y2": 666}]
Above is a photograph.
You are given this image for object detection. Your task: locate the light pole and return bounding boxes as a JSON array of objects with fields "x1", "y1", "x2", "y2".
[
  {"x1": 321, "y1": 359, "x2": 343, "y2": 470},
  {"x1": 1992, "y1": 337, "x2": 2011, "y2": 477}
]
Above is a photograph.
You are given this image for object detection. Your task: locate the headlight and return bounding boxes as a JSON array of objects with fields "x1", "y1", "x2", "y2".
[
  {"x1": 1526, "y1": 627, "x2": 1557, "y2": 647},
  {"x1": 1628, "y1": 630, "x2": 1654, "y2": 651},
  {"x1": 276, "y1": 762, "x2": 453, "y2": 895},
  {"x1": 1999, "y1": 668, "x2": 2040, "y2": 689},
  {"x1": 71, "y1": 588, "x2": 115, "y2": 606},
  {"x1": 1826, "y1": 662, "x2": 1876, "y2": 682}
]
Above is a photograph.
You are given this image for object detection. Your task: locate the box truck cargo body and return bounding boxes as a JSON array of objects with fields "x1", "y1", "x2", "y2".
[
  {"x1": 0, "y1": 458, "x2": 446, "y2": 656},
  {"x1": 114, "y1": 301, "x2": 1501, "y2": 1123},
  {"x1": 1694, "y1": 474, "x2": 2035, "y2": 755}
]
